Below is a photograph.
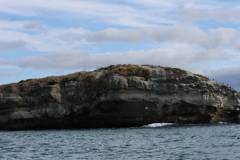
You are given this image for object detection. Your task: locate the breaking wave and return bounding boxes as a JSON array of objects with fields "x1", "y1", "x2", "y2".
[{"x1": 143, "y1": 123, "x2": 174, "y2": 128}]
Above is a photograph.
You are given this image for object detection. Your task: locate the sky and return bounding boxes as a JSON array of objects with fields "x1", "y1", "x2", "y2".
[{"x1": 0, "y1": 0, "x2": 239, "y2": 91}]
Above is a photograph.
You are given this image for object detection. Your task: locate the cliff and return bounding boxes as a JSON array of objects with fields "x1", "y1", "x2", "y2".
[{"x1": 0, "y1": 64, "x2": 240, "y2": 130}]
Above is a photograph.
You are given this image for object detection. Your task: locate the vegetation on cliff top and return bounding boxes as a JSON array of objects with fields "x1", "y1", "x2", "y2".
[
  {"x1": 142, "y1": 64, "x2": 188, "y2": 78},
  {"x1": 0, "y1": 64, "x2": 210, "y2": 94},
  {"x1": 142, "y1": 64, "x2": 209, "y2": 80},
  {"x1": 98, "y1": 64, "x2": 151, "y2": 79}
]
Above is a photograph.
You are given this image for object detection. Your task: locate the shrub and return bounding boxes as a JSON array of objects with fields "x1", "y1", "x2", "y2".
[
  {"x1": 19, "y1": 79, "x2": 33, "y2": 83},
  {"x1": 62, "y1": 77, "x2": 78, "y2": 82},
  {"x1": 80, "y1": 73, "x2": 96, "y2": 88},
  {"x1": 47, "y1": 80, "x2": 58, "y2": 85},
  {"x1": 98, "y1": 64, "x2": 151, "y2": 79},
  {"x1": 19, "y1": 80, "x2": 25, "y2": 83}
]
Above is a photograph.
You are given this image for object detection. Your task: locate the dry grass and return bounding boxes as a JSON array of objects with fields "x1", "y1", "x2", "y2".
[
  {"x1": 142, "y1": 65, "x2": 187, "y2": 78},
  {"x1": 98, "y1": 64, "x2": 151, "y2": 79},
  {"x1": 193, "y1": 74, "x2": 209, "y2": 81},
  {"x1": 142, "y1": 64, "x2": 161, "y2": 68},
  {"x1": 166, "y1": 67, "x2": 187, "y2": 78},
  {"x1": 79, "y1": 72, "x2": 96, "y2": 88},
  {"x1": 0, "y1": 71, "x2": 83, "y2": 95}
]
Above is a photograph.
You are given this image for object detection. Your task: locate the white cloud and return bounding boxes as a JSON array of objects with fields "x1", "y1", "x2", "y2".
[
  {"x1": 0, "y1": 41, "x2": 26, "y2": 52},
  {"x1": 0, "y1": 25, "x2": 89, "y2": 52},
  {"x1": 0, "y1": 19, "x2": 239, "y2": 56},
  {"x1": 1, "y1": 0, "x2": 240, "y2": 28},
  {"x1": 29, "y1": 28, "x2": 90, "y2": 51},
  {"x1": 86, "y1": 25, "x2": 240, "y2": 49},
  {"x1": 0, "y1": 6, "x2": 36, "y2": 17},
  {"x1": 0, "y1": 58, "x2": 16, "y2": 69},
  {"x1": 179, "y1": 5, "x2": 240, "y2": 23},
  {"x1": 86, "y1": 28, "x2": 142, "y2": 43},
  {"x1": 15, "y1": 44, "x2": 228, "y2": 71},
  {"x1": 206, "y1": 28, "x2": 239, "y2": 48},
  {"x1": 235, "y1": 41, "x2": 240, "y2": 50},
  {"x1": 0, "y1": 30, "x2": 30, "y2": 42},
  {"x1": 0, "y1": 20, "x2": 47, "y2": 31},
  {"x1": 0, "y1": 0, "x2": 176, "y2": 27},
  {"x1": 0, "y1": 20, "x2": 238, "y2": 63},
  {"x1": 0, "y1": 58, "x2": 8, "y2": 64}
]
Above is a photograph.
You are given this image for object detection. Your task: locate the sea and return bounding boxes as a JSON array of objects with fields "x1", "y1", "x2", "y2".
[{"x1": 0, "y1": 123, "x2": 239, "y2": 160}]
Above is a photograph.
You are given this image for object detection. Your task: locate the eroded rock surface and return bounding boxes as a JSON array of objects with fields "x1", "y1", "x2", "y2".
[{"x1": 0, "y1": 64, "x2": 239, "y2": 130}]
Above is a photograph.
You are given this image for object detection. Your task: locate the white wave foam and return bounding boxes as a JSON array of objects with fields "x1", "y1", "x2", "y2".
[
  {"x1": 218, "y1": 121, "x2": 229, "y2": 124},
  {"x1": 143, "y1": 123, "x2": 174, "y2": 128}
]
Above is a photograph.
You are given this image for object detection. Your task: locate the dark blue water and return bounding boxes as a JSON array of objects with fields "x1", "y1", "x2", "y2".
[{"x1": 0, "y1": 123, "x2": 239, "y2": 160}]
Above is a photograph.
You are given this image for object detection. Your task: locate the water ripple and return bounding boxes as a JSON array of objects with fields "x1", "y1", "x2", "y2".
[{"x1": 0, "y1": 123, "x2": 239, "y2": 160}]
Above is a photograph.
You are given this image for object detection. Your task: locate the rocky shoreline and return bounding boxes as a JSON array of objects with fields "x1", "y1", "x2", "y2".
[{"x1": 0, "y1": 64, "x2": 239, "y2": 130}]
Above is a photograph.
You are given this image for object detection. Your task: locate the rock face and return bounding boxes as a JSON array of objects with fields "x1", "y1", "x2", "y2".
[{"x1": 0, "y1": 64, "x2": 240, "y2": 130}]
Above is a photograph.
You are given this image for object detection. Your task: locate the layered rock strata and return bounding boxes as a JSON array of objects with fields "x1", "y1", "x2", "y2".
[{"x1": 0, "y1": 64, "x2": 239, "y2": 130}]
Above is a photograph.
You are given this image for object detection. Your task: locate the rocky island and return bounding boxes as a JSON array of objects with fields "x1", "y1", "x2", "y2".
[{"x1": 0, "y1": 64, "x2": 239, "y2": 130}]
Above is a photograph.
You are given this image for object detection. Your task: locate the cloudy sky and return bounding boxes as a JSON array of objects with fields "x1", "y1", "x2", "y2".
[{"x1": 0, "y1": 0, "x2": 239, "y2": 91}]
